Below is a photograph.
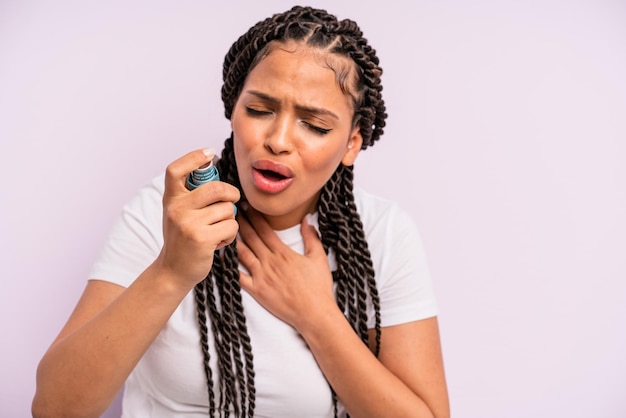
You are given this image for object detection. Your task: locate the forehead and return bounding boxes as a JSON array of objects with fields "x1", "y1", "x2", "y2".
[
  {"x1": 244, "y1": 42, "x2": 357, "y2": 107},
  {"x1": 262, "y1": 40, "x2": 355, "y2": 72}
]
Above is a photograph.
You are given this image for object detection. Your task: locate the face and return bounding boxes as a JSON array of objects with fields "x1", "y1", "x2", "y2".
[{"x1": 231, "y1": 42, "x2": 363, "y2": 230}]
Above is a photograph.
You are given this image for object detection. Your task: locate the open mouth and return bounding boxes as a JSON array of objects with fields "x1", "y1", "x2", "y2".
[
  {"x1": 258, "y1": 169, "x2": 288, "y2": 181},
  {"x1": 251, "y1": 160, "x2": 294, "y2": 193}
]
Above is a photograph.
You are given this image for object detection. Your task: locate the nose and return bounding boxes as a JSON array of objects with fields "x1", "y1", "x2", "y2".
[{"x1": 264, "y1": 116, "x2": 293, "y2": 155}]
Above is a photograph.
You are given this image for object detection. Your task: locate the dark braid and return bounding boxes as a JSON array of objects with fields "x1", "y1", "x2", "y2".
[
  {"x1": 222, "y1": 6, "x2": 386, "y2": 148},
  {"x1": 194, "y1": 6, "x2": 387, "y2": 416},
  {"x1": 318, "y1": 166, "x2": 383, "y2": 416},
  {"x1": 193, "y1": 279, "x2": 216, "y2": 414}
]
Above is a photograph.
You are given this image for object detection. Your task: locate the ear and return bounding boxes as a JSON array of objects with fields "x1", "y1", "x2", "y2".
[{"x1": 341, "y1": 126, "x2": 363, "y2": 166}]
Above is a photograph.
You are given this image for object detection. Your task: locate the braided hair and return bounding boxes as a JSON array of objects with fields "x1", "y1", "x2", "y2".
[{"x1": 194, "y1": 6, "x2": 388, "y2": 417}]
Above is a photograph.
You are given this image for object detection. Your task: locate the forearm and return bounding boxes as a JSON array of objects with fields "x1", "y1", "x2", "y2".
[
  {"x1": 299, "y1": 307, "x2": 435, "y2": 418},
  {"x1": 33, "y1": 262, "x2": 193, "y2": 418}
]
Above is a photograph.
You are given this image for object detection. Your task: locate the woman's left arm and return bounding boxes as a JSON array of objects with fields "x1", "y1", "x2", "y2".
[
  {"x1": 305, "y1": 313, "x2": 450, "y2": 418},
  {"x1": 237, "y1": 208, "x2": 449, "y2": 417},
  {"x1": 367, "y1": 318, "x2": 449, "y2": 417}
]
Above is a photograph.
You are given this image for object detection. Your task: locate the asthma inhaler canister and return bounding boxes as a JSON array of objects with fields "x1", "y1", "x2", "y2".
[
  {"x1": 186, "y1": 161, "x2": 220, "y2": 190},
  {"x1": 186, "y1": 161, "x2": 237, "y2": 216}
]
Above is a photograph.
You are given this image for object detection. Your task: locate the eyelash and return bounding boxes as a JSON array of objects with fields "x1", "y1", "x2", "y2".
[
  {"x1": 245, "y1": 107, "x2": 332, "y2": 135},
  {"x1": 246, "y1": 107, "x2": 271, "y2": 116},
  {"x1": 304, "y1": 122, "x2": 331, "y2": 135}
]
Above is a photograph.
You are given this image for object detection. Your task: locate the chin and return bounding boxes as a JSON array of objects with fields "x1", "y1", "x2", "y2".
[{"x1": 247, "y1": 199, "x2": 291, "y2": 217}]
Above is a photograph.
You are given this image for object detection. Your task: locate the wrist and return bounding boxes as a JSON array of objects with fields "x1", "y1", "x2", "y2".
[
  {"x1": 295, "y1": 297, "x2": 347, "y2": 342},
  {"x1": 147, "y1": 256, "x2": 203, "y2": 297}
]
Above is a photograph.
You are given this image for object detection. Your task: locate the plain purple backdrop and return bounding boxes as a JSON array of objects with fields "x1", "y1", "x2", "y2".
[{"x1": 1, "y1": 0, "x2": 625, "y2": 416}]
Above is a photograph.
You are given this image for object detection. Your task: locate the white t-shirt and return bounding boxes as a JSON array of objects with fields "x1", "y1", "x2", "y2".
[{"x1": 90, "y1": 173, "x2": 438, "y2": 418}]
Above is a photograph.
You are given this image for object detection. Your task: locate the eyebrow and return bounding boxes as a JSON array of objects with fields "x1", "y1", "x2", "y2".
[{"x1": 245, "y1": 90, "x2": 340, "y2": 120}]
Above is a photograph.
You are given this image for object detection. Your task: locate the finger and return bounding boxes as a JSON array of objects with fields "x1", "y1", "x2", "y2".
[
  {"x1": 236, "y1": 213, "x2": 267, "y2": 259},
  {"x1": 193, "y1": 201, "x2": 240, "y2": 226},
  {"x1": 164, "y1": 148, "x2": 217, "y2": 199},
  {"x1": 188, "y1": 180, "x2": 241, "y2": 211},
  {"x1": 238, "y1": 268, "x2": 254, "y2": 293},
  {"x1": 241, "y1": 205, "x2": 286, "y2": 250},
  {"x1": 236, "y1": 237, "x2": 261, "y2": 279},
  {"x1": 207, "y1": 218, "x2": 240, "y2": 248},
  {"x1": 301, "y1": 215, "x2": 325, "y2": 258}
]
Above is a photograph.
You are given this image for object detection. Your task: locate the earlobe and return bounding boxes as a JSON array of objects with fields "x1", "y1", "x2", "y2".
[{"x1": 341, "y1": 127, "x2": 363, "y2": 166}]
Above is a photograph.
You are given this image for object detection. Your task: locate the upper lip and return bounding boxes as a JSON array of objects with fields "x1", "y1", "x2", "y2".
[{"x1": 252, "y1": 160, "x2": 294, "y2": 178}]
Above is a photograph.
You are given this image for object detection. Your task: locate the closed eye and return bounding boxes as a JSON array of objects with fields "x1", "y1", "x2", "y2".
[
  {"x1": 304, "y1": 121, "x2": 332, "y2": 135},
  {"x1": 246, "y1": 107, "x2": 272, "y2": 116}
]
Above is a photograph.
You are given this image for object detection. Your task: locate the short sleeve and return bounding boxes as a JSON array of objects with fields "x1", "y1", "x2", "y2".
[
  {"x1": 355, "y1": 189, "x2": 439, "y2": 327},
  {"x1": 88, "y1": 174, "x2": 165, "y2": 288}
]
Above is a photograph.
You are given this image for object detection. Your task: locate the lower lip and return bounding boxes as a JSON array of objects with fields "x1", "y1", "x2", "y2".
[{"x1": 252, "y1": 169, "x2": 294, "y2": 194}]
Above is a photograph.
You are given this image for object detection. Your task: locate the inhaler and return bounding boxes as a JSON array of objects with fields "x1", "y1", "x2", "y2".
[
  {"x1": 186, "y1": 160, "x2": 220, "y2": 190},
  {"x1": 186, "y1": 161, "x2": 237, "y2": 216}
]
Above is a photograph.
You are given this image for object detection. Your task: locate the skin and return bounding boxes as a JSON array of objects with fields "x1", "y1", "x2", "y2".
[
  {"x1": 32, "y1": 149, "x2": 241, "y2": 417},
  {"x1": 232, "y1": 44, "x2": 362, "y2": 230},
  {"x1": 32, "y1": 41, "x2": 449, "y2": 418},
  {"x1": 235, "y1": 43, "x2": 449, "y2": 417}
]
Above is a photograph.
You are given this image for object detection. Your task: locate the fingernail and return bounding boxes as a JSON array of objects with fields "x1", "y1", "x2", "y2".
[
  {"x1": 202, "y1": 148, "x2": 216, "y2": 159},
  {"x1": 234, "y1": 204, "x2": 238, "y2": 217}
]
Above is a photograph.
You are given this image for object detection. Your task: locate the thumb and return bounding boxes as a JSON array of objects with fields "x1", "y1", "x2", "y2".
[
  {"x1": 164, "y1": 148, "x2": 217, "y2": 198},
  {"x1": 301, "y1": 214, "x2": 324, "y2": 257}
]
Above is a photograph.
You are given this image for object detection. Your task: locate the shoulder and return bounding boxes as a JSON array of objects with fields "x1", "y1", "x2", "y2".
[
  {"x1": 353, "y1": 187, "x2": 417, "y2": 240},
  {"x1": 129, "y1": 173, "x2": 165, "y2": 210},
  {"x1": 353, "y1": 186, "x2": 396, "y2": 212},
  {"x1": 88, "y1": 173, "x2": 165, "y2": 287},
  {"x1": 353, "y1": 188, "x2": 438, "y2": 325},
  {"x1": 117, "y1": 173, "x2": 165, "y2": 227}
]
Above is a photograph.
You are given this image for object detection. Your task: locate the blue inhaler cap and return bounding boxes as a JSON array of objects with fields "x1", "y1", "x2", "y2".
[
  {"x1": 185, "y1": 161, "x2": 237, "y2": 217},
  {"x1": 186, "y1": 161, "x2": 220, "y2": 190}
]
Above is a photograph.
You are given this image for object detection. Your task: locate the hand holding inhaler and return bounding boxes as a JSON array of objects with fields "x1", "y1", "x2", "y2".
[
  {"x1": 186, "y1": 154, "x2": 238, "y2": 217},
  {"x1": 186, "y1": 159, "x2": 220, "y2": 190},
  {"x1": 158, "y1": 148, "x2": 240, "y2": 288}
]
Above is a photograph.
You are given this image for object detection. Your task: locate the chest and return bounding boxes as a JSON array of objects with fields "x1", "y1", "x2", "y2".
[{"x1": 129, "y1": 291, "x2": 338, "y2": 417}]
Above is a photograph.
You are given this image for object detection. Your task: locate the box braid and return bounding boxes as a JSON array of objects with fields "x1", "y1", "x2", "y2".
[{"x1": 194, "y1": 6, "x2": 387, "y2": 417}]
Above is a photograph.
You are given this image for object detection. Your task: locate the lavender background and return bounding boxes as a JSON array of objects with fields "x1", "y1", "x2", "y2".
[{"x1": 1, "y1": 0, "x2": 625, "y2": 416}]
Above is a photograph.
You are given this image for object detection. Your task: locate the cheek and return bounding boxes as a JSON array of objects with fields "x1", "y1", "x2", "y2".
[
  {"x1": 301, "y1": 143, "x2": 347, "y2": 179},
  {"x1": 233, "y1": 136, "x2": 253, "y2": 190},
  {"x1": 232, "y1": 122, "x2": 254, "y2": 161},
  {"x1": 231, "y1": 130, "x2": 249, "y2": 183},
  {"x1": 232, "y1": 118, "x2": 260, "y2": 152}
]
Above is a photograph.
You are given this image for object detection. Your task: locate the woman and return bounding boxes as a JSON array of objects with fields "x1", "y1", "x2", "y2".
[{"x1": 33, "y1": 6, "x2": 449, "y2": 417}]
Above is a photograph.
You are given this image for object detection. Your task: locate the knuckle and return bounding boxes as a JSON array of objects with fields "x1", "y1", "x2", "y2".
[
  {"x1": 228, "y1": 219, "x2": 240, "y2": 234},
  {"x1": 163, "y1": 201, "x2": 183, "y2": 222},
  {"x1": 210, "y1": 181, "x2": 230, "y2": 197},
  {"x1": 212, "y1": 181, "x2": 241, "y2": 201},
  {"x1": 165, "y1": 162, "x2": 183, "y2": 180}
]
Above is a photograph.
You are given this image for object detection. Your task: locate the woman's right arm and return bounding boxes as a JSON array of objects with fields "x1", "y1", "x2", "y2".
[
  {"x1": 32, "y1": 268, "x2": 194, "y2": 418},
  {"x1": 32, "y1": 149, "x2": 240, "y2": 418}
]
